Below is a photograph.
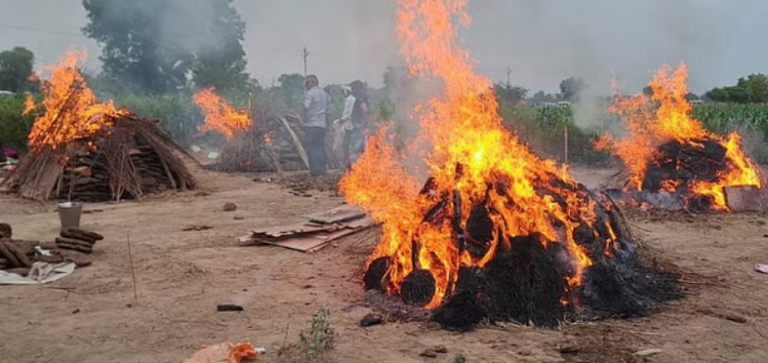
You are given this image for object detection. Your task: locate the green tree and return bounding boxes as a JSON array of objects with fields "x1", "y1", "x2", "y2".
[
  {"x1": 190, "y1": 0, "x2": 249, "y2": 91},
  {"x1": 0, "y1": 47, "x2": 35, "y2": 93},
  {"x1": 494, "y1": 83, "x2": 527, "y2": 105},
  {"x1": 276, "y1": 73, "x2": 306, "y2": 109},
  {"x1": 559, "y1": 77, "x2": 586, "y2": 102},
  {"x1": 705, "y1": 74, "x2": 768, "y2": 104},
  {"x1": 82, "y1": 0, "x2": 248, "y2": 94}
]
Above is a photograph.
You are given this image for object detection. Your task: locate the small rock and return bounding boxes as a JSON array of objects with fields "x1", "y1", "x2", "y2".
[
  {"x1": 634, "y1": 348, "x2": 662, "y2": 357},
  {"x1": 223, "y1": 202, "x2": 237, "y2": 212},
  {"x1": 419, "y1": 348, "x2": 437, "y2": 358},
  {"x1": 126, "y1": 304, "x2": 133, "y2": 308},
  {"x1": 433, "y1": 345, "x2": 448, "y2": 354},
  {"x1": 518, "y1": 350, "x2": 532, "y2": 356},
  {"x1": 234, "y1": 216, "x2": 244, "y2": 220},
  {"x1": 559, "y1": 344, "x2": 580, "y2": 354},
  {"x1": 72, "y1": 309, "x2": 80, "y2": 314},
  {"x1": 302, "y1": 193, "x2": 313, "y2": 198},
  {"x1": 360, "y1": 313, "x2": 384, "y2": 327}
]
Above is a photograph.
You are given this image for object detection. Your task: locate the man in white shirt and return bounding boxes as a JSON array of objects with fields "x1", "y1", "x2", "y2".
[
  {"x1": 335, "y1": 87, "x2": 356, "y2": 167},
  {"x1": 303, "y1": 75, "x2": 331, "y2": 176}
]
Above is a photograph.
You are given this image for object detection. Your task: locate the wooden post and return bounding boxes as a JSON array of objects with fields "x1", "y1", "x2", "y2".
[{"x1": 564, "y1": 126, "x2": 569, "y2": 164}]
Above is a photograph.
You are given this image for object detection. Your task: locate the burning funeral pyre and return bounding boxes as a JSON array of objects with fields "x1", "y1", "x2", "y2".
[
  {"x1": 340, "y1": 0, "x2": 678, "y2": 329},
  {"x1": 194, "y1": 88, "x2": 341, "y2": 173},
  {"x1": 1, "y1": 51, "x2": 198, "y2": 202},
  {"x1": 597, "y1": 63, "x2": 763, "y2": 212}
]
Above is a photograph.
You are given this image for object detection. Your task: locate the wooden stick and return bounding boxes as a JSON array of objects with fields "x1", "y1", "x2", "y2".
[
  {"x1": 158, "y1": 151, "x2": 177, "y2": 190},
  {"x1": 126, "y1": 229, "x2": 138, "y2": 302},
  {"x1": 277, "y1": 116, "x2": 309, "y2": 168},
  {"x1": 564, "y1": 125, "x2": 569, "y2": 165}
]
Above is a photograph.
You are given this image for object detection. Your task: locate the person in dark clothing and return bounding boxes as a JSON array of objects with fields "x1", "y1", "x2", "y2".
[
  {"x1": 348, "y1": 80, "x2": 370, "y2": 167},
  {"x1": 302, "y1": 75, "x2": 331, "y2": 176}
]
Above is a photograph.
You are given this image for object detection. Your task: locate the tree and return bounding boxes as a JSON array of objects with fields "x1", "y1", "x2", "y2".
[
  {"x1": 0, "y1": 47, "x2": 34, "y2": 93},
  {"x1": 190, "y1": 0, "x2": 248, "y2": 91},
  {"x1": 559, "y1": 77, "x2": 586, "y2": 102},
  {"x1": 529, "y1": 90, "x2": 558, "y2": 105},
  {"x1": 82, "y1": 0, "x2": 248, "y2": 94},
  {"x1": 493, "y1": 83, "x2": 527, "y2": 105},
  {"x1": 704, "y1": 73, "x2": 768, "y2": 104},
  {"x1": 276, "y1": 73, "x2": 306, "y2": 110}
]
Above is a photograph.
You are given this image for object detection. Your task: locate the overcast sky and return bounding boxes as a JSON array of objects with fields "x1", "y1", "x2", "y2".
[{"x1": 1, "y1": 0, "x2": 765, "y2": 93}]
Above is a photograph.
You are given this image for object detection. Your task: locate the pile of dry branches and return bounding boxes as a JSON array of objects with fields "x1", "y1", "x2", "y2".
[
  {"x1": 2, "y1": 113, "x2": 199, "y2": 202},
  {"x1": 209, "y1": 111, "x2": 342, "y2": 173}
]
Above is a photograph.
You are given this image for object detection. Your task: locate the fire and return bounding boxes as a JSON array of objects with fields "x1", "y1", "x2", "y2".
[
  {"x1": 341, "y1": 0, "x2": 611, "y2": 309},
  {"x1": 25, "y1": 49, "x2": 125, "y2": 150},
  {"x1": 193, "y1": 87, "x2": 252, "y2": 139},
  {"x1": 599, "y1": 63, "x2": 761, "y2": 210}
]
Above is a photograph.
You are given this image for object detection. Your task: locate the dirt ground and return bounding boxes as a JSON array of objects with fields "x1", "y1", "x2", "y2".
[{"x1": 1, "y1": 166, "x2": 767, "y2": 363}]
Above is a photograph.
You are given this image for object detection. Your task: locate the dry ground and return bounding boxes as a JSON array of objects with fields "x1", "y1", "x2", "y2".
[{"x1": 0, "y1": 167, "x2": 767, "y2": 363}]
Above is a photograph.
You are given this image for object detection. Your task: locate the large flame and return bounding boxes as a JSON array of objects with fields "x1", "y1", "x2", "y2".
[
  {"x1": 193, "y1": 87, "x2": 252, "y2": 139},
  {"x1": 341, "y1": 0, "x2": 608, "y2": 308},
  {"x1": 25, "y1": 50, "x2": 125, "y2": 150},
  {"x1": 599, "y1": 63, "x2": 761, "y2": 210}
]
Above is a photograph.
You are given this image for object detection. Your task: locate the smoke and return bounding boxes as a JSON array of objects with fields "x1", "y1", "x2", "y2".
[{"x1": 453, "y1": 0, "x2": 734, "y2": 132}]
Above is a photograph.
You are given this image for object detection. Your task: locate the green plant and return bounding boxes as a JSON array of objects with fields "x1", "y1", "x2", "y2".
[
  {"x1": 299, "y1": 307, "x2": 336, "y2": 352},
  {"x1": 453, "y1": 353, "x2": 467, "y2": 363},
  {"x1": 0, "y1": 94, "x2": 35, "y2": 151}
]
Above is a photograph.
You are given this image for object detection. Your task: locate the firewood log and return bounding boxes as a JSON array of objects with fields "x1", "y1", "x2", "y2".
[
  {"x1": 0, "y1": 241, "x2": 22, "y2": 267},
  {"x1": 59, "y1": 231, "x2": 98, "y2": 244},
  {"x1": 3, "y1": 241, "x2": 31, "y2": 267},
  {"x1": 0, "y1": 223, "x2": 11, "y2": 238},
  {"x1": 56, "y1": 243, "x2": 92, "y2": 254},
  {"x1": 63, "y1": 228, "x2": 104, "y2": 241},
  {"x1": 56, "y1": 237, "x2": 96, "y2": 248},
  {"x1": 6, "y1": 267, "x2": 30, "y2": 276},
  {"x1": 39, "y1": 242, "x2": 58, "y2": 250}
]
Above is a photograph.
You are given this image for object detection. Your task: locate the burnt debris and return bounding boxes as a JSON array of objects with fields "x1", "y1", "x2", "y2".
[
  {"x1": 606, "y1": 136, "x2": 754, "y2": 212},
  {"x1": 363, "y1": 170, "x2": 680, "y2": 330}
]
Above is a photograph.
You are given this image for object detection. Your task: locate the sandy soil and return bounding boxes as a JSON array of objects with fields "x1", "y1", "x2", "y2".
[{"x1": 0, "y1": 166, "x2": 767, "y2": 363}]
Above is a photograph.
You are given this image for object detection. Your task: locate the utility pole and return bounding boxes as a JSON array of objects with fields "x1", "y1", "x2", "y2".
[
  {"x1": 302, "y1": 47, "x2": 309, "y2": 76},
  {"x1": 506, "y1": 66, "x2": 513, "y2": 88}
]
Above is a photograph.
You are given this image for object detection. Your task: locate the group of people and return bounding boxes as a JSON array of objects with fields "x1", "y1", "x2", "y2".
[{"x1": 302, "y1": 75, "x2": 370, "y2": 176}]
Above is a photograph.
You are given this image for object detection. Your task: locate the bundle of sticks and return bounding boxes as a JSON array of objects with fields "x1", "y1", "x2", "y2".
[{"x1": 55, "y1": 227, "x2": 104, "y2": 254}]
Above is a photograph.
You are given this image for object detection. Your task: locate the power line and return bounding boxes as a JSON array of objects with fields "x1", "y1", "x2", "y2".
[{"x1": 0, "y1": 23, "x2": 83, "y2": 37}]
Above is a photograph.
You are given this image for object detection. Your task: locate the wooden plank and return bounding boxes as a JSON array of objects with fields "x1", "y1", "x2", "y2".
[
  {"x1": 344, "y1": 216, "x2": 376, "y2": 229},
  {"x1": 258, "y1": 236, "x2": 329, "y2": 252},
  {"x1": 251, "y1": 222, "x2": 342, "y2": 238},
  {"x1": 257, "y1": 227, "x2": 364, "y2": 253},
  {"x1": 304, "y1": 205, "x2": 365, "y2": 224}
]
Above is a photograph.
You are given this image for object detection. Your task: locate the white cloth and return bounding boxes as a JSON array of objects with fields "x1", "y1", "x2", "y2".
[
  {"x1": 339, "y1": 95, "x2": 356, "y2": 131},
  {"x1": 303, "y1": 86, "x2": 331, "y2": 128},
  {"x1": 0, "y1": 262, "x2": 76, "y2": 285}
]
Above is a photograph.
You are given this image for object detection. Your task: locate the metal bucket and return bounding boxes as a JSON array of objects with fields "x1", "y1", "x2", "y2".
[{"x1": 57, "y1": 202, "x2": 83, "y2": 232}]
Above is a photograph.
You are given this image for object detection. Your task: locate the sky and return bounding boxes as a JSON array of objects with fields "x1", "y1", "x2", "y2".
[{"x1": 1, "y1": 0, "x2": 766, "y2": 94}]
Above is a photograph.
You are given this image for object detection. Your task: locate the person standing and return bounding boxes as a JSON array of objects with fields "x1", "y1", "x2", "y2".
[
  {"x1": 334, "y1": 87, "x2": 356, "y2": 167},
  {"x1": 348, "y1": 80, "x2": 370, "y2": 167},
  {"x1": 303, "y1": 75, "x2": 331, "y2": 176}
]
